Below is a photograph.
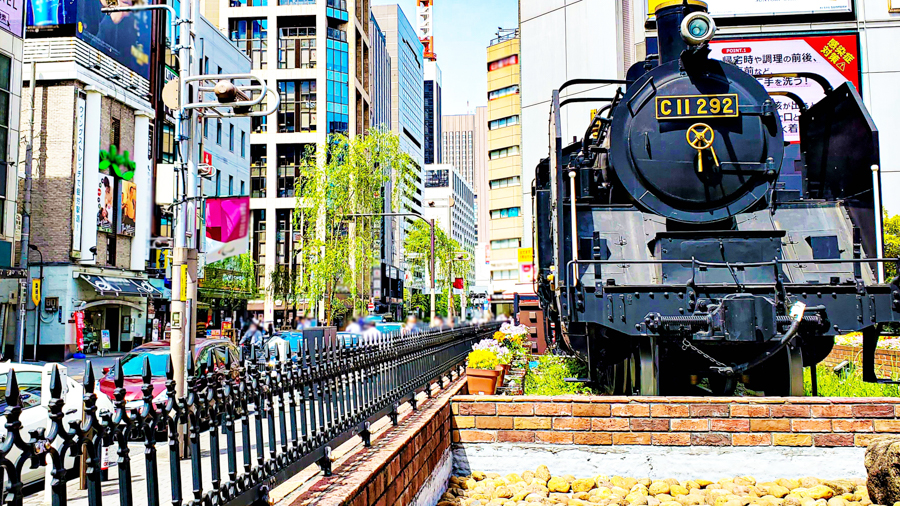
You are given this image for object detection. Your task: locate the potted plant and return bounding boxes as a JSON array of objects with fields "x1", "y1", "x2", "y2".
[
  {"x1": 473, "y1": 339, "x2": 510, "y2": 386},
  {"x1": 466, "y1": 349, "x2": 501, "y2": 395}
]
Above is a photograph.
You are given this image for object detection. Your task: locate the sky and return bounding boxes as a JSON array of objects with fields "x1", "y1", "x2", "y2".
[{"x1": 372, "y1": 0, "x2": 519, "y2": 115}]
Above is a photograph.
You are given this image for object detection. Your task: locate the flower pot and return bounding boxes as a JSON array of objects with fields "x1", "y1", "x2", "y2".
[
  {"x1": 496, "y1": 365, "x2": 507, "y2": 386},
  {"x1": 467, "y1": 367, "x2": 501, "y2": 395},
  {"x1": 499, "y1": 363, "x2": 511, "y2": 384}
]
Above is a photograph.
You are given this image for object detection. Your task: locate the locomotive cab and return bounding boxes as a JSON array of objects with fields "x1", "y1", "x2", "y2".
[{"x1": 534, "y1": 0, "x2": 900, "y2": 396}]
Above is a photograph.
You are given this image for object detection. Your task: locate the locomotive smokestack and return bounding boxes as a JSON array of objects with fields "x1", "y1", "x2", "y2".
[{"x1": 655, "y1": 0, "x2": 715, "y2": 64}]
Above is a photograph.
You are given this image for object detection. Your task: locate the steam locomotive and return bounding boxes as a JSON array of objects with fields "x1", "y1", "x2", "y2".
[{"x1": 534, "y1": 0, "x2": 900, "y2": 395}]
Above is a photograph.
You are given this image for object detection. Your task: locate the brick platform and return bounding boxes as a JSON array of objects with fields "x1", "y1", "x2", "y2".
[
  {"x1": 821, "y1": 345, "x2": 900, "y2": 378},
  {"x1": 451, "y1": 396, "x2": 900, "y2": 448}
]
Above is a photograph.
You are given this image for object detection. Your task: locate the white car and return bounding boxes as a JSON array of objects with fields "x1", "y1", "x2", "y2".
[{"x1": 0, "y1": 362, "x2": 115, "y2": 486}]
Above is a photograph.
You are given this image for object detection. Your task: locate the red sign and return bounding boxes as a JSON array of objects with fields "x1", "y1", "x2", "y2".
[
  {"x1": 367, "y1": 302, "x2": 375, "y2": 311},
  {"x1": 74, "y1": 311, "x2": 85, "y2": 352},
  {"x1": 453, "y1": 278, "x2": 464, "y2": 290},
  {"x1": 709, "y1": 33, "x2": 861, "y2": 143},
  {"x1": 202, "y1": 151, "x2": 212, "y2": 166}
]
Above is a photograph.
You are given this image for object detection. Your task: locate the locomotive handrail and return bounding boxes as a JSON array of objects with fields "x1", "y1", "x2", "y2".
[
  {"x1": 559, "y1": 78, "x2": 631, "y2": 93},
  {"x1": 559, "y1": 97, "x2": 618, "y2": 108}
]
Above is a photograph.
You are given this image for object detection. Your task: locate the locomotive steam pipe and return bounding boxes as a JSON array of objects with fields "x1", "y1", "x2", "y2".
[{"x1": 569, "y1": 170, "x2": 579, "y2": 284}]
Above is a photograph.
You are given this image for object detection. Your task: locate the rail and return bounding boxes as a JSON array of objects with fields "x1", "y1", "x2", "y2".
[{"x1": 0, "y1": 323, "x2": 499, "y2": 506}]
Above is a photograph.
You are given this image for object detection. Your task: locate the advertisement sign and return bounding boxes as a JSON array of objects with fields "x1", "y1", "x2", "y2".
[
  {"x1": 709, "y1": 33, "x2": 861, "y2": 143},
  {"x1": 519, "y1": 264, "x2": 535, "y2": 283},
  {"x1": 517, "y1": 248, "x2": 534, "y2": 265},
  {"x1": 31, "y1": 279, "x2": 40, "y2": 307},
  {"x1": 74, "y1": 310, "x2": 85, "y2": 351},
  {"x1": 118, "y1": 179, "x2": 136, "y2": 236},
  {"x1": 0, "y1": 0, "x2": 24, "y2": 43},
  {"x1": 72, "y1": 95, "x2": 86, "y2": 253},
  {"x1": 26, "y1": 0, "x2": 151, "y2": 79},
  {"x1": 647, "y1": 0, "x2": 852, "y2": 19},
  {"x1": 101, "y1": 329, "x2": 111, "y2": 350},
  {"x1": 97, "y1": 174, "x2": 115, "y2": 233}
]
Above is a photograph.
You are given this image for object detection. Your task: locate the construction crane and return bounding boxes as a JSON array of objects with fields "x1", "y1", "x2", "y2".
[{"x1": 417, "y1": 0, "x2": 436, "y2": 61}]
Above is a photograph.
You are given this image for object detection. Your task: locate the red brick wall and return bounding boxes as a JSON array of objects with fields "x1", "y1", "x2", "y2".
[
  {"x1": 821, "y1": 345, "x2": 900, "y2": 378},
  {"x1": 289, "y1": 379, "x2": 462, "y2": 506},
  {"x1": 450, "y1": 397, "x2": 900, "y2": 448}
]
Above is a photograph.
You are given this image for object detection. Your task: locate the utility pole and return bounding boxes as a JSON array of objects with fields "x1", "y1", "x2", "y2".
[{"x1": 15, "y1": 62, "x2": 37, "y2": 363}]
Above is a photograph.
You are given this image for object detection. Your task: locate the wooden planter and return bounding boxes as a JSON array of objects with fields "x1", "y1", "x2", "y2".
[{"x1": 466, "y1": 367, "x2": 501, "y2": 395}]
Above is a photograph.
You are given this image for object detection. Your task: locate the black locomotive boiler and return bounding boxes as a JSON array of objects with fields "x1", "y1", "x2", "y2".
[{"x1": 534, "y1": 0, "x2": 900, "y2": 395}]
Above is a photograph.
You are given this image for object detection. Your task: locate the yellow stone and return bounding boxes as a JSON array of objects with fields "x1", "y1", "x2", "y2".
[
  {"x1": 650, "y1": 482, "x2": 671, "y2": 495},
  {"x1": 802, "y1": 487, "x2": 835, "y2": 500},
  {"x1": 670, "y1": 485, "x2": 689, "y2": 497},
  {"x1": 549, "y1": 477, "x2": 571, "y2": 493},
  {"x1": 535, "y1": 465, "x2": 552, "y2": 482},
  {"x1": 493, "y1": 486, "x2": 513, "y2": 499},
  {"x1": 696, "y1": 481, "x2": 714, "y2": 488},
  {"x1": 573, "y1": 478, "x2": 596, "y2": 493},
  {"x1": 612, "y1": 477, "x2": 630, "y2": 489},
  {"x1": 472, "y1": 471, "x2": 486, "y2": 481}
]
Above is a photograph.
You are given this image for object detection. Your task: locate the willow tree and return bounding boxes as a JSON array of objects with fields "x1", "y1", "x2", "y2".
[
  {"x1": 286, "y1": 128, "x2": 415, "y2": 325},
  {"x1": 404, "y1": 220, "x2": 473, "y2": 318}
]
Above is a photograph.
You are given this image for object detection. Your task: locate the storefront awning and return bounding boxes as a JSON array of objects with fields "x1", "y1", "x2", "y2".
[{"x1": 78, "y1": 274, "x2": 164, "y2": 298}]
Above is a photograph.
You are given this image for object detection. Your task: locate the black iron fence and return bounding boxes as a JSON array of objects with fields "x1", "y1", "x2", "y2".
[{"x1": 0, "y1": 323, "x2": 497, "y2": 506}]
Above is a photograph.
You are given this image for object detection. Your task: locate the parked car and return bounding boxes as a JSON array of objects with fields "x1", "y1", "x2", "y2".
[
  {"x1": 98, "y1": 338, "x2": 240, "y2": 408},
  {"x1": 0, "y1": 362, "x2": 115, "y2": 486}
]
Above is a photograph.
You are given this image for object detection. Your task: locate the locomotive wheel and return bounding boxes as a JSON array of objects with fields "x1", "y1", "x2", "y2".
[
  {"x1": 750, "y1": 345, "x2": 805, "y2": 396},
  {"x1": 622, "y1": 337, "x2": 659, "y2": 396}
]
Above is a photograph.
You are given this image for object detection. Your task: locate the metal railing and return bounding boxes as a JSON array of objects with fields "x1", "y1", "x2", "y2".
[{"x1": 0, "y1": 324, "x2": 497, "y2": 506}]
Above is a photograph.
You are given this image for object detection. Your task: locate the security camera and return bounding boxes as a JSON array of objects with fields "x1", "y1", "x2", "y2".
[{"x1": 681, "y1": 11, "x2": 716, "y2": 45}]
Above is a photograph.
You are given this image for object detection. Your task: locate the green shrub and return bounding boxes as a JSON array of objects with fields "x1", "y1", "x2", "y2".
[
  {"x1": 467, "y1": 349, "x2": 499, "y2": 370},
  {"x1": 524, "y1": 355, "x2": 594, "y2": 396},
  {"x1": 804, "y1": 365, "x2": 900, "y2": 397}
]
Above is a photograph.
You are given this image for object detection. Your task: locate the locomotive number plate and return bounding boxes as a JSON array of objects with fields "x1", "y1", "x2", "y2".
[{"x1": 655, "y1": 94, "x2": 739, "y2": 120}]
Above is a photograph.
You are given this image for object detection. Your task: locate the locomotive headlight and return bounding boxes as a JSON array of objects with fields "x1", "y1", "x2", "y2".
[{"x1": 681, "y1": 12, "x2": 717, "y2": 45}]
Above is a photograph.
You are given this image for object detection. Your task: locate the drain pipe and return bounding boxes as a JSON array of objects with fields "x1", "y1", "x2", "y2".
[{"x1": 872, "y1": 164, "x2": 885, "y2": 284}]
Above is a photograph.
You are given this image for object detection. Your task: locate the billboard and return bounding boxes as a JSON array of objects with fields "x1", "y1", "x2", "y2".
[
  {"x1": 118, "y1": 179, "x2": 136, "y2": 236},
  {"x1": 26, "y1": 0, "x2": 151, "y2": 79},
  {"x1": 0, "y1": 0, "x2": 25, "y2": 38},
  {"x1": 709, "y1": 33, "x2": 861, "y2": 143},
  {"x1": 648, "y1": 0, "x2": 852, "y2": 19},
  {"x1": 97, "y1": 174, "x2": 114, "y2": 233}
]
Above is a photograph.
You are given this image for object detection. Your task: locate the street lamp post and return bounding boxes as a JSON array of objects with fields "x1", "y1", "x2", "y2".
[{"x1": 347, "y1": 213, "x2": 436, "y2": 322}]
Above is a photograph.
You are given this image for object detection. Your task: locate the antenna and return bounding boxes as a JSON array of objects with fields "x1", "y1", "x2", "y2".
[{"x1": 417, "y1": 0, "x2": 436, "y2": 61}]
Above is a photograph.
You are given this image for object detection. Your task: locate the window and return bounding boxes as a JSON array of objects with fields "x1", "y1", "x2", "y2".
[
  {"x1": 252, "y1": 81, "x2": 267, "y2": 133},
  {"x1": 229, "y1": 19, "x2": 268, "y2": 69},
  {"x1": 251, "y1": 145, "x2": 266, "y2": 198},
  {"x1": 203, "y1": 118, "x2": 209, "y2": 138},
  {"x1": 278, "y1": 27, "x2": 317, "y2": 69},
  {"x1": 488, "y1": 54, "x2": 518, "y2": 72},
  {"x1": 490, "y1": 176, "x2": 521, "y2": 189},
  {"x1": 489, "y1": 115, "x2": 520, "y2": 130},
  {"x1": 240, "y1": 131, "x2": 246, "y2": 157},
  {"x1": 278, "y1": 0, "x2": 314, "y2": 4},
  {"x1": 161, "y1": 123, "x2": 176, "y2": 163},
  {"x1": 229, "y1": 176, "x2": 234, "y2": 195},
  {"x1": 0, "y1": 372, "x2": 43, "y2": 410},
  {"x1": 204, "y1": 57, "x2": 209, "y2": 74},
  {"x1": 110, "y1": 117, "x2": 120, "y2": 148},
  {"x1": 491, "y1": 238, "x2": 521, "y2": 249},
  {"x1": 229, "y1": 0, "x2": 267, "y2": 6},
  {"x1": 215, "y1": 170, "x2": 221, "y2": 196},
  {"x1": 489, "y1": 146, "x2": 520, "y2": 160},
  {"x1": 492, "y1": 269, "x2": 518, "y2": 281},
  {"x1": 216, "y1": 120, "x2": 222, "y2": 145},
  {"x1": 229, "y1": 124, "x2": 235, "y2": 151},
  {"x1": 240, "y1": 180, "x2": 246, "y2": 196},
  {"x1": 277, "y1": 144, "x2": 312, "y2": 197},
  {"x1": 490, "y1": 207, "x2": 520, "y2": 219},
  {"x1": 488, "y1": 84, "x2": 519, "y2": 101},
  {"x1": 278, "y1": 80, "x2": 317, "y2": 133}
]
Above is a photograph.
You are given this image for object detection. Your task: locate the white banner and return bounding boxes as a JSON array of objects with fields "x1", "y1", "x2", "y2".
[{"x1": 72, "y1": 95, "x2": 86, "y2": 253}]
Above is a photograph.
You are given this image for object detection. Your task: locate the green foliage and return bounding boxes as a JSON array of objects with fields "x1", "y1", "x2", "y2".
[
  {"x1": 804, "y1": 365, "x2": 900, "y2": 397},
  {"x1": 467, "y1": 349, "x2": 499, "y2": 370},
  {"x1": 406, "y1": 290, "x2": 461, "y2": 319},
  {"x1": 886, "y1": 209, "x2": 900, "y2": 279},
  {"x1": 524, "y1": 355, "x2": 594, "y2": 396},
  {"x1": 200, "y1": 253, "x2": 258, "y2": 307},
  {"x1": 289, "y1": 129, "x2": 416, "y2": 324}
]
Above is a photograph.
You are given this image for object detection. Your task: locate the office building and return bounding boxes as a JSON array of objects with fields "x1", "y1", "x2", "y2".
[
  {"x1": 486, "y1": 29, "x2": 524, "y2": 295},
  {"x1": 372, "y1": 4, "x2": 426, "y2": 287},
  {"x1": 370, "y1": 14, "x2": 392, "y2": 130},
  {"x1": 424, "y1": 61, "x2": 442, "y2": 164},
  {"x1": 422, "y1": 164, "x2": 477, "y2": 283},
  {"x1": 214, "y1": 0, "x2": 372, "y2": 326},
  {"x1": 15, "y1": 2, "x2": 162, "y2": 358}
]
